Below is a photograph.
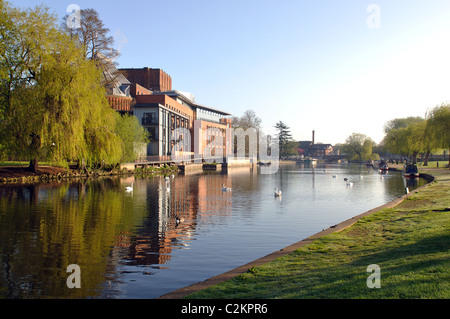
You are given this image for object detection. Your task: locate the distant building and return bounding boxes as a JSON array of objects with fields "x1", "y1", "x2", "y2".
[
  {"x1": 297, "y1": 141, "x2": 312, "y2": 155},
  {"x1": 297, "y1": 131, "x2": 334, "y2": 158},
  {"x1": 105, "y1": 67, "x2": 232, "y2": 161},
  {"x1": 310, "y1": 144, "x2": 334, "y2": 157}
]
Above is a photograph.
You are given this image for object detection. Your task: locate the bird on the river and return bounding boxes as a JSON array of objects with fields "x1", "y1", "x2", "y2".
[{"x1": 274, "y1": 188, "x2": 282, "y2": 197}]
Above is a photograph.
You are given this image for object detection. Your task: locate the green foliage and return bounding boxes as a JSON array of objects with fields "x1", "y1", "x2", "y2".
[
  {"x1": 427, "y1": 104, "x2": 450, "y2": 150},
  {"x1": 382, "y1": 111, "x2": 446, "y2": 163},
  {"x1": 114, "y1": 113, "x2": 149, "y2": 163},
  {"x1": 274, "y1": 121, "x2": 293, "y2": 158},
  {"x1": 384, "y1": 116, "x2": 424, "y2": 134},
  {"x1": 343, "y1": 133, "x2": 377, "y2": 161},
  {"x1": 0, "y1": 1, "x2": 137, "y2": 168}
]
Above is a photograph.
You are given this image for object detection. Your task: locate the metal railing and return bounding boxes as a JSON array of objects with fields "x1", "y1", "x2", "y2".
[{"x1": 141, "y1": 118, "x2": 158, "y2": 125}]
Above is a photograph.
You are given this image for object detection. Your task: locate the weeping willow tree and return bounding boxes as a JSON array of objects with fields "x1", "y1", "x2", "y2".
[
  {"x1": 37, "y1": 36, "x2": 124, "y2": 169},
  {"x1": 0, "y1": 1, "x2": 124, "y2": 171},
  {"x1": 382, "y1": 116, "x2": 441, "y2": 164},
  {"x1": 427, "y1": 104, "x2": 450, "y2": 168}
]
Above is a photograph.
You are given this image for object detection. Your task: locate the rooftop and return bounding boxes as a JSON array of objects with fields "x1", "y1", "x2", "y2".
[{"x1": 153, "y1": 90, "x2": 231, "y2": 116}]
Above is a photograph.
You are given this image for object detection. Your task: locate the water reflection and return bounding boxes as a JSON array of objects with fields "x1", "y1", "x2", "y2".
[
  {"x1": 0, "y1": 178, "x2": 129, "y2": 298},
  {"x1": 0, "y1": 164, "x2": 427, "y2": 299}
]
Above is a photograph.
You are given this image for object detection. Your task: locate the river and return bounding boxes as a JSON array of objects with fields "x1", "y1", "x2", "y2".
[{"x1": 0, "y1": 162, "x2": 426, "y2": 298}]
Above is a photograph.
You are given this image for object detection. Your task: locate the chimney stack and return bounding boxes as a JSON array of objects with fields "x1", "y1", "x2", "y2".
[{"x1": 312, "y1": 130, "x2": 315, "y2": 145}]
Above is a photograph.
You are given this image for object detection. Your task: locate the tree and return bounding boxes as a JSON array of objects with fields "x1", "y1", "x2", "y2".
[
  {"x1": 284, "y1": 140, "x2": 300, "y2": 157},
  {"x1": 0, "y1": 2, "x2": 57, "y2": 117},
  {"x1": 384, "y1": 116, "x2": 424, "y2": 134},
  {"x1": 61, "y1": 8, "x2": 118, "y2": 61},
  {"x1": 114, "y1": 113, "x2": 149, "y2": 163},
  {"x1": 0, "y1": 2, "x2": 62, "y2": 171},
  {"x1": 8, "y1": 36, "x2": 123, "y2": 171},
  {"x1": 0, "y1": 2, "x2": 124, "y2": 171},
  {"x1": 231, "y1": 109, "x2": 262, "y2": 158},
  {"x1": 274, "y1": 121, "x2": 293, "y2": 158},
  {"x1": 427, "y1": 104, "x2": 450, "y2": 167},
  {"x1": 361, "y1": 138, "x2": 374, "y2": 161},
  {"x1": 232, "y1": 109, "x2": 261, "y2": 129},
  {"x1": 382, "y1": 126, "x2": 409, "y2": 156},
  {"x1": 382, "y1": 116, "x2": 439, "y2": 164},
  {"x1": 405, "y1": 120, "x2": 430, "y2": 163},
  {"x1": 61, "y1": 8, "x2": 120, "y2": 91},
  {"x1": 343, "y1": 133, "x2": 376, "y2": 162}
]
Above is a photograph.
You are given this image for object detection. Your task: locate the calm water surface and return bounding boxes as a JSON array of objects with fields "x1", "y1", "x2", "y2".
[{"x1": 0, "y1": 163, "x2": 427, "y2": 298}]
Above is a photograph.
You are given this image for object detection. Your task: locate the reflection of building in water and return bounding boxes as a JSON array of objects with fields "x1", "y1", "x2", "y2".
[
  {"x1": 116, "y1": 175, "x2": 232, "y2": 267},
  {"x1": 196, "y1": 175, "x2": 232, "y2": 225}
]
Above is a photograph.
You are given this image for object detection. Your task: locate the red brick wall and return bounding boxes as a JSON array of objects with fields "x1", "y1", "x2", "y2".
[
  {"x1": 107, "y1": 95, "x2": 133, "y2": 112},
  {"x1": 120, "y1": 68, "x2": 172, "y2": 92},
  {"x1": 130, "y1": 83, "x2": 152, "y2": 97}
]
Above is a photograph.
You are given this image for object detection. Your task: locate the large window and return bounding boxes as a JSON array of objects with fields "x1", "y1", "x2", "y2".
[{"x1": 142, "y1": 112, "x2": 157, "y2": 125}]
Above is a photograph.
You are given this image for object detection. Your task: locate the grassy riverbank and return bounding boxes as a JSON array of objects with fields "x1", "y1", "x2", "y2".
[
  {"x1": 0, "y1": 162, "x2": 179, "y2": 184},
  {"x1": 187, "y1": 166, "x2": 450, "y2": 299}
]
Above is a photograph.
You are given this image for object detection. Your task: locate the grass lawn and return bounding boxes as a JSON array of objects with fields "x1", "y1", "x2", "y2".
[
  {"x1": 417, "y1": 160, "x2": 449, "y2": 168},
  {"x1": 187, "y1": 167, "x2": 450, "y2": 299}
]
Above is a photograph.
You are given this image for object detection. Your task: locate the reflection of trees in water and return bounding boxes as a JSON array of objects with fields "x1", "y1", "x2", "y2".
[
  {"x1": 0, "y1": 172, "x2": 238, "y2": 298},
  {"x1": 0, "y1": 178, "x2": 130, "y2": 298}
]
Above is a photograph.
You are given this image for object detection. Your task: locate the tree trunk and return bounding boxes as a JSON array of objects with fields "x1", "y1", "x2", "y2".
[
  {"x1": 448, "y1": 149, "x2": 450, "y2": 169},
  {"x1": 423, "y1": 150, "x2": 430, "y2": 166},
  {"x1": 412, "y1": 152, "x2": 418, "y2": 164},
  {"x1": 29, "y1": 158, "x2": 39, "y2": 173}
]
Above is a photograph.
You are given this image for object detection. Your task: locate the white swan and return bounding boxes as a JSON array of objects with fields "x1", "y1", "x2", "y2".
[
  {"x1": 176, "y1": 216, "x2": 185, "y2": 224},
  {"x1": 274, "y1": 188, "x2": 282, "y2": 197},
  {"x1": 125, "y1": 183, "x2": 133, "y2": 192},
  {"x1": 222, "y1": 184, "x2": 231, "y2": 192}
]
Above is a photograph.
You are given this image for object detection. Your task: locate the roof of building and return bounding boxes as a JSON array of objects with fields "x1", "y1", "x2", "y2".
[
  {"x1": 153, "y1": 90, "x2": 231, "y2": 116},
  {"x1": 95, "y1": 53, "x2": 131, "y2": 96},
  {"x1": 298, "y1": 141, "x2": 312, "y2": 148},
  {"x1": 310, "y1": 144, "x2": 333, "y2": 149},
  {"x1": 193, "y1": 102, "x2": 231, "y2": 116}
]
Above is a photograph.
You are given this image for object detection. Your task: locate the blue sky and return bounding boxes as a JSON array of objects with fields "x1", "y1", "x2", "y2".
[{"x1": 11, "y1": 0, "x2": 450, "y2": 144}]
